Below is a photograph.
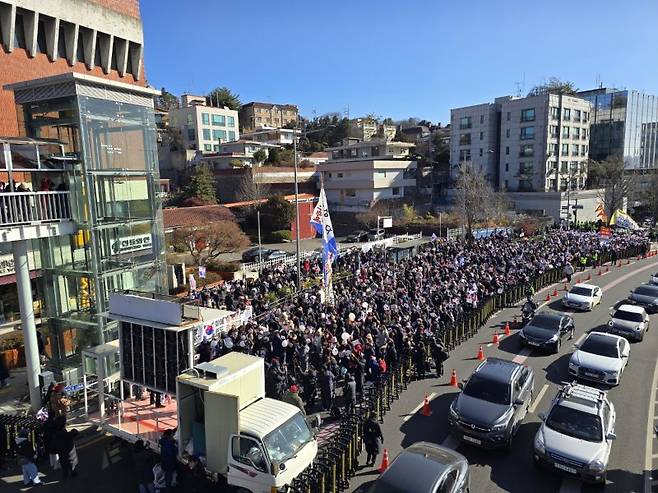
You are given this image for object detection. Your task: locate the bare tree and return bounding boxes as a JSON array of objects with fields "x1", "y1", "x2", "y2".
[
  {"x1": 452, "y1": 163, "x2": 503, "y2": 240},
  {"x1": 172, "y1": 222, "x2": 250, "y2": 266},
  {"x1": 588, "y1": 157, "x2": 636, "y2": 221},
  {"x1": 644, "y1": 172, "x2": 658, "y2": 219},
  {"x1": 355, "y1": 202, "x2": 391, "y2": 229}
]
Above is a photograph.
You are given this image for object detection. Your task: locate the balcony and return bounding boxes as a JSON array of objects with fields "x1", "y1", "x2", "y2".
[{"x1": 0, "y1": 191, "x2": 75, "y2": 241}]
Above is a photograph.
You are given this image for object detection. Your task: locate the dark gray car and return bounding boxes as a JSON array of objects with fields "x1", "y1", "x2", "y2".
[
  {"x1": 628, "y1": 284, "x2": 658, "y2": 313},
  {"x1": 356, "y1": 442, "x2": 470, "y2": 493},
  {"x1": 448, "y1": 358, "x2": 534, "y2": 449},
  {"x1": 519, "y1": 311, "x2": 575, "y2": 353}
]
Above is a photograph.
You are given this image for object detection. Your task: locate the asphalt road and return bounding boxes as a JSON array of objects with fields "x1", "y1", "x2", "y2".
[{"x1": 349, "y1": 255, "x2": 658, "y2": 493}]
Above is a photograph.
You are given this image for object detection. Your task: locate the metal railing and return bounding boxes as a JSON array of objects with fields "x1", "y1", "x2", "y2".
[{"x1": 0, "y1": 191, "x2": 72, "y2": 226}]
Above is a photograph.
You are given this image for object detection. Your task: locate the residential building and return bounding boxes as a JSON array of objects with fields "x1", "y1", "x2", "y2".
[
  {"x1": 191, "y1": 140, "x2": 280, "y2": 170},
  {"x1": 300, "y1": 151, "x2": 330, "y2": 167},
  {"x1": 240, "y1": 126, "x2": 301, "y2": 146},
  {"x1": 168, "y1": 96, "x2": 239, "y2": 153},
  {"x1": 239, "y1": 102, "x2": 298, "y2": 132},
  {"x1": 2, "y1": 73, "x2": 166, "y2": 407},
  {"x1": 352, "y1": 118, "x2": 397, "y2": 142},
  {"x1": 400, "y1": 125, "x2": 431, "y2": 142},
  {"x1": 451, "y1": 93, "x2": 591, "y2": 193},
  {"x1": 578, "y1": 87, "x2": 658, "y2": 202},
  {"x1": 0, "y1": 0, "x2": 145, "y2": 136},
  {"x1": 318, "y1": 139, "x2": 417, "y2": 212},
  {"x1": 450, "y1": 103, "x2": 501, "y2": 185}
]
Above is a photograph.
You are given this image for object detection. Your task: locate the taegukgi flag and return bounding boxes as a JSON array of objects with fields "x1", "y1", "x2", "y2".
[{"x1": 310, "y1": 188, "x2": 339, "y2": 303}]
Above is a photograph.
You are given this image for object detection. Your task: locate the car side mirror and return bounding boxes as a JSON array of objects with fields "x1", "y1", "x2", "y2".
[
  {"x1": 606, "y1": 432, "x2": 616, "y2": 441},
  {"x1": 514, "y1": 398, "x2": 524, "y2": 406},
  {"x1": 457, "y1": 382, "x2": 464, "y2": 390},
  {"x1": 538, "y1": 412, "x2": 546, "y2": 421}
]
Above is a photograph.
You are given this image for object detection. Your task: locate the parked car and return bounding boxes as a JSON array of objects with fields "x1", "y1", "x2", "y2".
[
  {"x1": 519, "y1": 312, "x2": 575, "y2": 353},
  {"x1": 562, "y1": 283, "x2": 603, "y2": 311},
  {"x1": 241, "y1": 247, "x2": 273, "y2": 263},
  {"x1": 628, "y1": 283, "x2": 658, "y2": 313},
  {"x1": 568, "y1": 332, "x2": 630, "y2": 386},
  {"x1": 448, "y1": 358, "x2": 534, "y2": 449},
  {"x1": 367, "y1": 229, "x2": 385, "y2": 241},
  {"x1": 534, "y1": 382, "x2": 616, "y2": 485},
  {"x1": 650, "y1": 271, "x2": 658, "y2": 285},
  {"x1": 264, "y1": 249, "x2": 290, "y2": 261},
  {"x1": 607, "y1": 304, "x2": 650, "y2": 341},
  {"x1": 346, "y1": 230, "x2": 369, "y2": 243},
  {"x1": 355, "y1": 442, "x2": 470, "y2": 493}
]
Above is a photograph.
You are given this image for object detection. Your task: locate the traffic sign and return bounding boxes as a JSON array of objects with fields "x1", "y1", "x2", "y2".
[{"x1": 64, "y1": 383, "x2": 84, "y2": 393}]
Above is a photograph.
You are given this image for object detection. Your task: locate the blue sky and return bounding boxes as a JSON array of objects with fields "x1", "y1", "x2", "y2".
[{"x1": 141, "y1": 0, "x2": 658, "y2": 124}]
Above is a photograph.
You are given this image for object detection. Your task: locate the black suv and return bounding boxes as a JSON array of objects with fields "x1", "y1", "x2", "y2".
[
  {"x1": 519, "y1": 311, "x2": 575, "y2": 353},
  {"x1": 448, "y1": 358, "x2": 534, "y2": 449}
]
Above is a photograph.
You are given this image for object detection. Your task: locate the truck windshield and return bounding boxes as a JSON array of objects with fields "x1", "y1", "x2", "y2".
[{"x1": 263, "y1": 413, "x2": 313, "y2": 463}]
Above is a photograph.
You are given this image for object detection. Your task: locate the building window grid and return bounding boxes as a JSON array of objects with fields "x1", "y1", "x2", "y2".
[
  {"x1": 520, "y1": 127, "x2": 535, "y2": 140},
  {"x1": 521, "y1": 108, "x2": 536, "y2": 122},
  {"x1": 563, "y1": 108, "x2": 571, "y2": 121}
]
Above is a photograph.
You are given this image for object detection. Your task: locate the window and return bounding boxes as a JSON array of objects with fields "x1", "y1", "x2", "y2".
[
  {"x1": 459, "y1": 149, "x2": 471, "y2": 161},
  {"x1": 583, "y1": 111, "x2": 589, "y2": 122},
  {"x1": 521, "y1": 108, "x2": 536, "y2": 122},
  {"x1": 572, "y1": 144, "x2": 579, "y2": 156},
  {"x1": 212, "y1": 114, "x2": 226, "y2": 126},
  {"x1": 550, "y1": 125, "x2": 559, "y2": 138},
  {"x1": 212, "y1": 129, "x2": 227, "y2": 142},
  {"x1": 392, "y1": 187, "x2": 401, "y2": 196},
  {"x1": 459, "y1": 133, "x2": 471, "y2": 145},
  {"x1": 563, "y1": 108, "x2": 571, "y2": 120},
  {"x1": 94, "y1": 35, "x2": 102, "y2": 67},
  {"x1": 520, "y1": 144, "x2": 534, "y2": 157},
  {"x1": 506, "y1": 128, "x2": 510, "y2": 138},
  {"x1": 504, "y1": 180, "x2": 509, "y2": 189},
  {"x1": 573, "y1": 127, "x2": 580, "y2": 139},
  {"x1": 57, "y1": 24, "x2": 68, "y2": 59},
  {"x1": 548, "y1": 178, "x2": 557, "y2": 190},
  {"x1": 549, "y1": 144, "x2": 558, "y2": 156},
  {"x1": 560, "y1": 178, "x2": 568, "y2": 191},
  {"x1": 479, "y1": 132, "x2": 484, "y2": 140},
  {"x1": 337, "y1": 173, "x2": 343, "y2": 178},
  {"x1": 459, "y1": 116, "x2": 471, "y2": 130},
  {"x1": 187, "y1": 128, "x2": 195, "y2": 141},
  {"x1": 480, "y1": 115, "x2": 484, "y2": 124},
  {"x1": 479, "y1": 148, "x2": 483, "y2": 157},
  {"x1": 227, "y1": 116, "x2": 235, "y2": 127},
  {"x1": 201, "y1": 128, "x2": 211, "y2": 141},
  {"x1": 505, "y1": 146, "x2": 509, "y2": 155},
  {"x1": 228, "y1": 131, "x2": 236, "y2": 141},
  {"x1": 232, "y1": 436, "x2": 268, "y2": 473},
  {"x1": 14, "y1": 11, "x2": 27, "y2": 49},
  {"x1": 202, "y1": 113, "x2": 210, "y2": 125},
  {"x1": 520, "y1": 127, "x2": 535, "y2": 140},
  {"x1": 562, "y1": 126, "x2": 570, "y2": 138},
  {"x1": 561, "y1": 161, "x2": 569, "y2": 173},
  {"x1": 574, "y1": 109, "x2": 581, "y2": 122},
  {"x1": 213, "y1": 144, "x2": 220, "y2": 152},
  {"x1": 506, "y1": 112, "x2": 511, "y2": 121},
  {"x1": 345, "y1": 189, "x2": 356, "y2": 197},
  {"x1": 186, "y1": 114, "x2": 194, "y2": 125},
  {"x1": 561, "y1": 143, "x2": 569, "y2": 155},
  {"x1": 505, "y1": 163, "x2": 509, "y2": 172},
  {"x1": 550, "y1": 107, "x2": 560, "y2": 120},
  {"x1": 203, "y1": 144, "x2": 212, "y2": 151},
  {"x1": 581, "y1": 145, "x2": 588, "y2": 157},
  {"x1": 37, "y1": 19, "x2": 48, "y2": 53},
  {"x1": 571, "y1": 161, "x2": 579, "y2": 172}
]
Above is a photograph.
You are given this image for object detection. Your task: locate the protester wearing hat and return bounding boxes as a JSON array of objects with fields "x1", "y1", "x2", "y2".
[
  {"x1": 282, "y1": 384, "x2": 306, "y2": 416},
  {"x1": 50, "y1": 383, "x2": 70, "y2": 420}
]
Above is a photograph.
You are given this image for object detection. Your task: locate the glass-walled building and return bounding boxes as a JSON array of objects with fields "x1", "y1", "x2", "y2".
[{"x1": 5, "y1": 73, "x2": 166, "y2": 381}]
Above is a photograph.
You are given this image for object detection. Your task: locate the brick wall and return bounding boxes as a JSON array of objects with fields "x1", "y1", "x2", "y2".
[
  {"x1": 0, "y1": 47, "x2": 145, "y2": 137},
  {"x1": 87, "y1": 0, "x2": 141, "y2": 19}
]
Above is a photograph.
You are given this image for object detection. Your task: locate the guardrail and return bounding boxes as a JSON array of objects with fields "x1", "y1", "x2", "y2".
[{"x1": 0, "y1": 191, "x2": 72, "y2": 226}]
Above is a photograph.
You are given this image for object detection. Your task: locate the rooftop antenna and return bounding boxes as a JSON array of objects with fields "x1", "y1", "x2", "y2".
[{"x1": 595, "y1": 74, "x2": 602, "y2": 89}]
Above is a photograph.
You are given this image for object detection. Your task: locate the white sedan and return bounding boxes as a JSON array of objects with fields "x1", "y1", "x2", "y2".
[
  {"x1": 568, "y1": 332, "x2": 630, "y2": 386},
  {"x1": 562, "y1": 283, "x2": 603, "y2": 311}
]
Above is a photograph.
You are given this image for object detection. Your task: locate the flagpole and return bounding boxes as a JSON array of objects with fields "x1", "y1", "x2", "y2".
[{"x1": 293, "y1": 115, "x2": 301, "y2": 291}]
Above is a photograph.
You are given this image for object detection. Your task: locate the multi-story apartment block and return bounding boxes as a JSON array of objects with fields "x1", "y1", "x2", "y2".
[
  {"x1": 0, "y1": 0, "x2": 145, "y2": 136},
  {"x1": 240, "y1": 126, "x2": 301, "y2": 146},
  {"x1": 450, "y1": 103, "x2": 501, "y2": 185},
  {"x1": 451, "y1": 93, "x2": 591, "y2": 193},
  {"x1": 352, "y1": 118, "x2": 397, "y2": 142},
  {"x1": 318, "y1": 139, "x2": 417, "y2": 212},
  {"x1": 498, "y1": 94, "x2": 591, "y2": 192},
  {"x1": 239, "y1": 102, "x2": 298, "y2": 132},
  {"x1": 168, "y1": 96, "x2": 239, "y2": 153}
]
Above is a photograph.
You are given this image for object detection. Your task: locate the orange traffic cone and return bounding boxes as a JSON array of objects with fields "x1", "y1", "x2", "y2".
[
  {"x1": 477, "y1": 345, "x2": 485, "y2": 360},
  {"x1": 597, "y1": 268, "x2": 602, "y2": 276},
  {"x1": 504, "y1": 322, "x2": 511, "y2": 336},
  {"x1": 492, "y1": 332, "x2": 500, "y2": 345},
  {"x1": 605, "y1": 265, "x2": 610, "y2": 272},
  {"x1": 450, "y1": 369, "x2": 458, "y2": 387},
  {"x1": 379, "y1": 448, "x2": 390, "y2": 472},
  {"x1": 552, "y1": 288, "x2": 558, "y2": 297},
  {"x1": 422, "y1": 395, "x2": 432, "y2": 416},
  {"x1": 545, "y1": 293, "x2": 551, "y2": 302}
]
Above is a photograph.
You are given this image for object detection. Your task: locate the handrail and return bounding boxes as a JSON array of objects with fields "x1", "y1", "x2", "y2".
[{"x1": 0, "y1": 190, "x2": 72, "y2": 226}]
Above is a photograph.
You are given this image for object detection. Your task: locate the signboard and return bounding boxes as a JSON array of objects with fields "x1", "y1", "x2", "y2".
[
  {"x1": 111, "y1": 234, "x2": 153, "y2": 255},
  {"x1": 381, "y1": 216, "x2": 393, "y2": 228},
  {"x1": 198, "y1": 266, "x2": 206, "y2": 279},
  {"x1": 64, "y1": 383, "x2": 84, "y2": 393},
  {"x1": 599, "y1": 226, "x2": 611, "y2": 239}
]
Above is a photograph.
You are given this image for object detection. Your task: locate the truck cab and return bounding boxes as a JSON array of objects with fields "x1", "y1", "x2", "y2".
[{"x1": 177, "y1": 352, "x2": 317, "y2": 493}]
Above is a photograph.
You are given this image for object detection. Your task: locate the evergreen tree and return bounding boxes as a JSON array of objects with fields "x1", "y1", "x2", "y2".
[{"x1": 183, "y1": 165, "x2": 217, "y2": 204}]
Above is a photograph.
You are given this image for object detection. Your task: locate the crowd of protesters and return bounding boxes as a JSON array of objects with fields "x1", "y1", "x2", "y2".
[{"x1": 190, "y1": 228, "x2": 650, "y2": 419}]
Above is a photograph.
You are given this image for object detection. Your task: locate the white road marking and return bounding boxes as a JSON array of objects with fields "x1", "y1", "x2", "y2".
[
  {"x1": 512, "y1": 348, "x2": 532, "y2": 364},
  {"x1": 402, "y1": 392, "x2": 436, "y2": 422},
  {"x1": 529, "y1": 383, "x2": 550, "y2": 414},
  {"x1": 558, "y1": 477, "x2": 582, "y2": 493},
  {"x1": 645, "y1": 358, "x2": 658, "y2": 493}
]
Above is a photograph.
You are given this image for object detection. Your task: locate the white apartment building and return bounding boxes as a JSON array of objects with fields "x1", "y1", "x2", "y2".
[
  {"x1": 318, "y1": 139, "x2": 416, "y2": 211},
  {"x1": 168, "y1": 96, "x2": 239, "y2": 153},
  {"x1": 450, "y1": 103, "x2": 501, "y2": 184},
  {"x1": 240, "y1": 126, "x2": 301, "y2": 146},
  {"x1": 498, "y1": 94, "x2": 591, "y2": 192}
]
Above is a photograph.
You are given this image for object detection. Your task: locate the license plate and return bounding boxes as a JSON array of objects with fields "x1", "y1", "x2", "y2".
[
  {"x1": 554, "y1": 463, "x2": 577, "y2": 474},
  {"x1": 528, "y1": 341, "x2": 540, "y2": 346},
  {"x1": 462, "y1": 435, "x2": 481, "y2": 445},
  {"x1": 584, "y1": 372, "x2": 599, "y2": 378}
]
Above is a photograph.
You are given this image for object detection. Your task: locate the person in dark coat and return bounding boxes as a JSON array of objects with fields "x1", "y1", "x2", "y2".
[
  {"x1": 363, "y1": 412, "x2": 383, "y2": 466},
  {"x1": 302, "y1": 366, "x2": 317, "y2": 410},
  {"x1": 0, "y1": 353, "x2": 10, "y2": 387},
  {"x1": 265, "y1": 359, "x2": 286, "y2": 400},
  {"x1": 197, "y1": 340, "x2": 212, "y2": 364},
  {"x1": 343, "y1": 374, "x2": 357, "y2": 415},
  {"x1": 42, "y1": 417, "x2": 60, "y2": 470},
  {"x1": 430, "y1": 339, "x2": 448, "y2": 378},
  {"x1": 51, "y1": 416, "x2": 79, "y2": 480},
  {"x1": 320, "y1": 366, "x2": 335, "y2": 411},
  {"x1": 413, "y1": 341, "x2": 427, "y2": 380},
  {"x1": 133, "y1": 440, "x2": 155, "y2": 493}
]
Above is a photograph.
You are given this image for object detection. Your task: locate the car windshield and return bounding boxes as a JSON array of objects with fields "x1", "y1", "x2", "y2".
[
  {"x1": 463, "y1": 374, "x2": 510, "y2": 405},
  {"x1": 580, "y1": 336, "x2": 619, "y2": 358},
  {"x1": 529, "y1": 314, "x2": 560, "y2": 332},
  {"x1": 546, "y1": 404, "x2": 603, "y2": 442},
  {"x1": 635, "y1": 286, "x2": 658, "y2": 296},
  {"x1": 570, "y1": 287, "x2": 593, "y2": 297},
  {"x1": 614, "y1": 310, "x2": 644, "y2": 322},
  {"x1": 263, "y1": 413, "x2": 313, "y2": 463}
]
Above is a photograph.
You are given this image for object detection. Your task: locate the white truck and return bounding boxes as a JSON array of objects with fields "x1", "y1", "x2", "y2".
[{"x1": 177, "y1": 352, "x2": 318, "y2": 493}]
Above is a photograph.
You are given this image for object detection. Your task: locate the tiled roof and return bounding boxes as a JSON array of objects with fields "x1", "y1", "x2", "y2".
[{"x1": 163, "y1": 205, "x2": 236, "y2": 229}]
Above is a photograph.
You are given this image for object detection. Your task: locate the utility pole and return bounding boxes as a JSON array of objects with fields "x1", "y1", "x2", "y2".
[{"x1": 293, "y1": 115, "x2": 301, "y2": 291}]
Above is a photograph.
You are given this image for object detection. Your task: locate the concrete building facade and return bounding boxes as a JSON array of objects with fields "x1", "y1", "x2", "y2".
[
  {"x1": 168, "y1": 99, "x2": 239, "y2": 153},
  {"x1": 0, "y1": 0, "x2": 145, "y2": 136},
  {"x1": 239, "y1": 102, "x2": 298, "y2": 132}
]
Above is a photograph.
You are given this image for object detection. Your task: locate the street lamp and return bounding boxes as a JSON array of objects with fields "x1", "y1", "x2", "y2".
[{"x1": 293, "y1": 116, "x2": 302, "y2": 291}]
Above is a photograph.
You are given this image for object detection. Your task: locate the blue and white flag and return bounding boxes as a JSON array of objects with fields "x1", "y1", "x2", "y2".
[{"x1": 310, "y1": 188, "x2": 339, "y2": 304}]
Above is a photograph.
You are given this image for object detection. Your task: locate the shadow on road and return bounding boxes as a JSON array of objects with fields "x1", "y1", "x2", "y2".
[{"x1": 399, "y1": 391, "x2": 458, "y2": 449}]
